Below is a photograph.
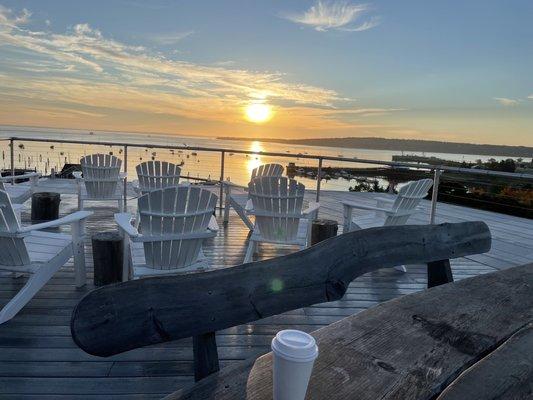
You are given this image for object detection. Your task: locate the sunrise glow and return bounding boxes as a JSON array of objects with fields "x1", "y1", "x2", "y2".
[{"x1": 245, "y1": 103, "x2": 273, "y2": 124}]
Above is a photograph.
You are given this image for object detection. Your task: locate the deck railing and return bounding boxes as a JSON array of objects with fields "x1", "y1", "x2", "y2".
[{"x1": 2, "y1": 136, "x2": 532, "y2": 221}]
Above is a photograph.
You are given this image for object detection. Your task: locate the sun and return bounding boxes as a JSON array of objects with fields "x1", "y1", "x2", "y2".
[{"x1": 245, "y1": 103, "x2": 272, "y2": 123}]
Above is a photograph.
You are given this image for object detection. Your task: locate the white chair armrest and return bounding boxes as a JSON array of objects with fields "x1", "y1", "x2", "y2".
[
  {"x1": 119, "y1": 172, "x2": 128, "y2": 179},
  {"x1": 303, "y1": 201, "x2": 320, "y2": 217},
  {"x1": 19, "y1": 211, "x2": 92, "y2": 232},
  {"x1": 115, "y1": 213, "x2": 139, "y2": 237},
  {"x1": 0, "y1": 172, "x2": 41, "y2": 182},
  {"x1": 383, "y1": 209, "x2": 418, "y2": 217},
  {"x1": 342, "y1": 200, "x2": 392, "y2": 213},
  {"x1": 374, "y1": 196, "x2": 394, "y2": 203},
  {"x1": 72, "y1": 171, "x2": 83, "y2": 180}
]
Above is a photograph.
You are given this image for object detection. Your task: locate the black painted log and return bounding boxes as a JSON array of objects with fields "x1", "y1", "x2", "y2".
[
  {"x1": 427, "y1": 259, "x2": 454, "y2": 288},
  {"x1": 71, "y1": 222, "x2": 491, "y2": 357},
  {"x1": 31, "y1": 192, "x2": 60, "y2": 222},
  {"x1": 92, "y1": 231, "x2": 123, "y2": 287},
  {"x1": 311, "y1": 219, "x2": 338, "y2": 245},
  {"x1": 193, "y1": 332, "x2": 220, "y2": 381}
]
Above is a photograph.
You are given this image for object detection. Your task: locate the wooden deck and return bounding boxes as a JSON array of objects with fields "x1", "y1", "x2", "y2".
[{"x1": 0, "y1": 179, "x2": 532, "y2": 399}]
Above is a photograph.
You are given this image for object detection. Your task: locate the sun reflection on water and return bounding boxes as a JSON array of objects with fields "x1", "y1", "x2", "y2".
[{"x1": 247, "y1": 141, "x2": 263, "y2": 174}]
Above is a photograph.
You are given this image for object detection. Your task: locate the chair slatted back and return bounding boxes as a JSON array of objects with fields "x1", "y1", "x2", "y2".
[
  {"x1": 0, "y1": 190, "x2": 29, "y2": 266},
  {"x1": 248, "y1": 176, "x2": 305, "y2": 242},
  {"x1": 80, "y1": 154, "x2": 122, "y2": 199},
  {"x1": 250, "y1": 164, "x2": 284, "y2": 180},
  {"x1": 138, "y1": 186, "x2": 217, "y2": 270},
  {"x1": 385, "y1": 178, "x2": 434, "y2": 226},
  {"x1": 136, "y1": 161, "x2": 181, "y2": 194}
]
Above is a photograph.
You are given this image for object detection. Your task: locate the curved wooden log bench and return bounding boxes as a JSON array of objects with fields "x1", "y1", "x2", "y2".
[
  {"x1": 71, "y1": 222, "x2": 491, "y2": 381},
  {"x1": 165, "y1": 262, "x2": 533, "y2": 400}
]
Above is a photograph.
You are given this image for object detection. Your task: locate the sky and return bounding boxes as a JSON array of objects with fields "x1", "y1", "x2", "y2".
[{"x1": 0, "y1": 0, "x2": 532, "y2": 145}]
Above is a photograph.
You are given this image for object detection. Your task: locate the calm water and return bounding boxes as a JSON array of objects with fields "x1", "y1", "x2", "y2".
[{"x1": 0, "y1": 125, "x2": 516, "y2": 191}]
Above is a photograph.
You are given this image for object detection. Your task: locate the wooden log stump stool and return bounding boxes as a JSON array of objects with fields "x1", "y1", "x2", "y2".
[
  {"x1": 92, "y1": 231, "x2": 123, "y2": 286},
  {"x1": 31, "y1": 192, "x2": 60, "y2": 222},
  {"x1": 311, "y1": 219, "x2": 338, "y2": 245}
]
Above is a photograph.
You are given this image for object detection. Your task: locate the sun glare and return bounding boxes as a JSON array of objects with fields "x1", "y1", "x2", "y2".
[
  {"x1": 245, "y1": 103, "x2": 272, "y2": 123},
  {"x1": 247, "y1": 141, "x2": 263, "y2": 173}
]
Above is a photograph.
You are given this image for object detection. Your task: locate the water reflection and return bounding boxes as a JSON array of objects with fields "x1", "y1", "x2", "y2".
[{"x1": 247, "y1": 141, "x2": 263, "y2": 174}]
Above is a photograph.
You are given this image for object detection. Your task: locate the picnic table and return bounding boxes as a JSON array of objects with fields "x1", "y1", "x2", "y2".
[{"x1": 165, "y1": 262, "x2": 533, "y2": 400}]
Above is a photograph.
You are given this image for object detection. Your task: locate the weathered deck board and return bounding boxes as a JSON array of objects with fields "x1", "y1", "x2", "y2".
[{"x1": 0, "y1": 180, "x2": 532, "y2": 398}]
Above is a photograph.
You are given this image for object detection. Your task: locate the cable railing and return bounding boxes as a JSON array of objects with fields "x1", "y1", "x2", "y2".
[{"x1": 1, "y1": 136, "x2": 532, "y2": 221}]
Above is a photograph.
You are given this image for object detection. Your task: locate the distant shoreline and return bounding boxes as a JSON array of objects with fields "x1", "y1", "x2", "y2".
[{"x1": 217, "y1": 137, "x2": 533, "y2": 158}]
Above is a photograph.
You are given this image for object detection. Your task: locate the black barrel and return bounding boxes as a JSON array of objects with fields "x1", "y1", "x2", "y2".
[
  {"x1": 310, "y1": 219, "x2": 338, "y2": 245},
  {"x1": 31, "y1": 192, "x2": 60, "y2": 222},
  {"x1": 92, "y1": 231, "x2": 124, "y2": 286}
]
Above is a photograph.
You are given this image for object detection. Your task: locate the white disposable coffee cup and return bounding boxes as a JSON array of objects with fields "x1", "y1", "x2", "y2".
[{"x1": 271, "y1": 329, "x2": 319, "y2": 400}]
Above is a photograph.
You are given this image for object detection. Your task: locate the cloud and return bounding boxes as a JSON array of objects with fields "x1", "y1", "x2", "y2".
[
  {"x1": 341, "y1": 16, "x2": 380, "y2": 32},
  {"x1": 212, "y1": 60, "x2": 236, "y2": 67},
  {"x1": 149, "y1": 30, "x2": 193, "y2": 45},
  {"x1": 493, "y1": 97, "x2": 519, "y2": 106},
  {"x1": 0, "y1": 4, "x2": 30, "y2": 27},
  {"x1": 0, "y1": 5, "x2": 369, "y2": 133},
  {"x1": 282, "y1": 1, "x2": 379, "y2": 32},
  {"x1": 528, "y1": 94, "x2": 533, "y2": 99}
]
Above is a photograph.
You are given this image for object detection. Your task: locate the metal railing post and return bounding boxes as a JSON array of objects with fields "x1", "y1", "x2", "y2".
[
  {"x1": 123, "y1": 145, "x2": 128, "y2": 210},
  {"x1": 219, "y1": 150, "x2": 225, "y2": 215},
  {"x1": 316, "y1": 157, "x2": 323, "y2": 202},
  {"x1": 10, "y1": 138, "x2": 15, "y2": 184},
  {"x1": 429, "y1": 168, "x2": 442, "y2": 224}
]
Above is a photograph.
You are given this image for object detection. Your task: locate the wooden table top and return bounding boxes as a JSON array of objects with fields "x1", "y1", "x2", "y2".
[{"x1": 165, "y1": 263, "x2": 533, "y2": 400}]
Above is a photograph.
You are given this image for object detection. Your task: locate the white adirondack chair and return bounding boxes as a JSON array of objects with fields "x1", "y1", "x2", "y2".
[
  {"x1": 115, "y1": 186, "x2": 218, "y2": 280},
  {"x1": 223, "y1": 163, "x2": 284, "y2": 230},
  {"x1": 243, "y1": 176, "x2": 319, "y2": 263},
  {"x1": 134, "y1": 161, "x2": 181, "y2": 195},
  {"x1": 0, "y1": 172, "x2": 41, "y2": 204},
  {"x1": 75, "y1": 154, "x2": 125, "y2": 211},
  {"x1": 132, "y1": 161, "x2": 218, "y2": 231},
  {"x1": 342, "y1": 178, "x2": 434, "y2": 272},
  {"x1": 0, "y1": 189, "x2": 91, "y2": 324}
]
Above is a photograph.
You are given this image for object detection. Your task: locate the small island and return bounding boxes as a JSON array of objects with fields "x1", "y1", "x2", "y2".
[{"x1": 218, "y1": 136, "x2": 533, "y2": 158}]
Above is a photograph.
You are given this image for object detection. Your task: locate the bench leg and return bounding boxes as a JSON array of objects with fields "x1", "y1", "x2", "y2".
[
  {"x1": 427, "y1": 259, "x2": 453, "y2": 288},
  {"x1": 193, "y1": 332, "x2": 220, "y2": 382}
]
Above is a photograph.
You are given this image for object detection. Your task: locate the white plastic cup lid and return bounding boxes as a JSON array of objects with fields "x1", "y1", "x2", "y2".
[{"x1": 271, "y1": 330, "x2": 318, "y2": 362}]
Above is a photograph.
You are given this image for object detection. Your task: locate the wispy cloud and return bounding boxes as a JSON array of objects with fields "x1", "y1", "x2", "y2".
[
  {"x1": 0, "y1": 4, "x2": 30, "y2": 27},
  {"x1": 212, "y1": 60, "x2": 236, "y2": 67},
  {"x1": 282, "y1": 1, "x2": 379, "y2": 32},
  {"x1": 493, "y1": 97, "x2": 519, "y2": 106},
  {"x1": 149, "y1": 30, "x2": 193, "y2": 45},
  {"x1": 0, "y1": 5, "x2": 384, "y2": 133},
  {"x1": 528, "y1": 94, "x2": 533, "y2": 99}
]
